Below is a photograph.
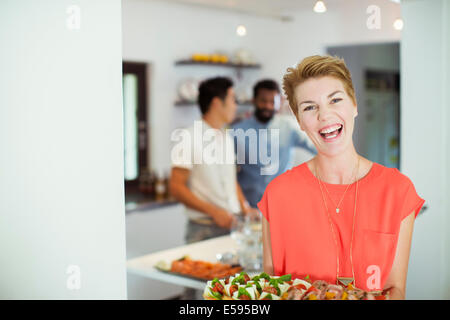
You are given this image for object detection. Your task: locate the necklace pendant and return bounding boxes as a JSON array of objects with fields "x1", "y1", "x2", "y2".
[
  {"x1": 337, "y1": 277, "x2": 354, "y2": 287},
  {"x1": 336, "y1": 208, "x2": 340, "y2": 214}
]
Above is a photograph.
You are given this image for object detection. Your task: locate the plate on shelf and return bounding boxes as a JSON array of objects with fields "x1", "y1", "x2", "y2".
[{"x1": 178, "y1": 78, "x2": 199, "y2": 102}]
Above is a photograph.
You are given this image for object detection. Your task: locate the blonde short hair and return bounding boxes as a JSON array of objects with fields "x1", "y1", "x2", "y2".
[{"x1": 282, "y1": 55, "x2": 356, "y2": 117}]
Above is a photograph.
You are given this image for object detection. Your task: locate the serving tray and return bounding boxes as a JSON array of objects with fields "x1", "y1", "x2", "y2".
[{"x1": 154, "y1": 258, "x2": 242, "y2": 282}]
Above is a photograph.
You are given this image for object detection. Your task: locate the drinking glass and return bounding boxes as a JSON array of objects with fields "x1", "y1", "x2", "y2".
[{"x1": 234, "y1": 211, "x2": 263, "y2": 272}]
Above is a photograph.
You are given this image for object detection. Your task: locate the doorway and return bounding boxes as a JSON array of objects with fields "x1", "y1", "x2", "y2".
[
  {"x1": 327, "y1": 43, "x2": 400, "y2": 169},
  {"x1": 122, "y1": 61, "x2": 150, "y2": 196}
]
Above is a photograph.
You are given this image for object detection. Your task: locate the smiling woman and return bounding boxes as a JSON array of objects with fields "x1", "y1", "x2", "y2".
[
  {"x1": 257, "y1": 55, "x2": 425, "y2": 299},
  {"x1": 294, "y1": 76, "x2": 357, "y2": 157}
]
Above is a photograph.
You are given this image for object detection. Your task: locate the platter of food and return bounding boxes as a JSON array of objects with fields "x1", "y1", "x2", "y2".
[
  {"x1": 154, "y1": 256, "x2": 243, "y2": 281},
  {"x1": 203, "y1": 272, "x2": 390, "y2": 300}
]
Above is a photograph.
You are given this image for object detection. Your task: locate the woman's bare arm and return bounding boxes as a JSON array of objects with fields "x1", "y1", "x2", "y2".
[
  {"x1": 262, "y1": 215, "x2": 274, "y2": 275},
  {"x1": 383, "y1": 211, "x2": 416, "y2": 299}
]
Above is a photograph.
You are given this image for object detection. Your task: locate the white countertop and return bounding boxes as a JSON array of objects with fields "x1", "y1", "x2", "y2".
[{"x1": 126, "y1": 235, "x2": 238, "y2": 290}]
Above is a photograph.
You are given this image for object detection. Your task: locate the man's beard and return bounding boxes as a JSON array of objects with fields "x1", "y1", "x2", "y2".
[{"x1": 254, "y1": 108, "x2": 275, "y2": 123}]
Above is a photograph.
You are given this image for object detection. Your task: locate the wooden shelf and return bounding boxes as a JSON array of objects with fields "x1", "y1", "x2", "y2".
[{"x1": 175, "y1": 60, "x2": 261, "y2": 69}]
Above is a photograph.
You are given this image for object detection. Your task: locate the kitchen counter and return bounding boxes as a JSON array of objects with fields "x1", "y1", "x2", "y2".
[
  {"x1": 126, "y1": 235, "x2": 238, "y2": 290},
  {"x1": 125, "y1": 189, "x2": 178, "y2": 213},
  {"x1": 125, "y1": 198, "x2": 178, "y2": 213}
]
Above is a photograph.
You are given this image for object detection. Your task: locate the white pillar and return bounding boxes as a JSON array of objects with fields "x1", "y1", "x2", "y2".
[
  {"x1": 401, "y1": 0, "x2": 450, "y2": 299},
  {"x1": 0, "y1": 0, "x2": 127, "y2": 299}
]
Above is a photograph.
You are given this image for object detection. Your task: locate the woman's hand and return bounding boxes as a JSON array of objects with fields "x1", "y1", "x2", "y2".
[{"x1": 385, "y1": 287, "x2": 405, "y2": 300}]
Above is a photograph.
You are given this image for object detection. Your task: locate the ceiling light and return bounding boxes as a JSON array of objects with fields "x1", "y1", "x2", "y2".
[
  {"x1": 393, "y1": 18, "x2": 404, "y2": 30},
  {"x1": 314, "y1": 1, "x2": 327, "y2": 13},
  {"x1": 236, "y1": 25, "x2": 247, "y2": 37}
]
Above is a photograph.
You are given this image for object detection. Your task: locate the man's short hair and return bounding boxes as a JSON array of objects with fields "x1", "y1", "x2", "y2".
[
  {"x1": 253, "y1": 79, "x2": 280, "y2": 99},
  {"x1": 198, "y1": 77, "x2": 233, "y2": 115}
]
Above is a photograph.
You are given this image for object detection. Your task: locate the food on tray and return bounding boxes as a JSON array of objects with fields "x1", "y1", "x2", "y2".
[
  {"x1": 203, "y1": 272, "x2": 389, "y2": 300},
  {"x1": 203, "y1": 272, "x2": 296, "y2": 300},
  {"x1": 168, "y1": 256, "x2": 242, "y2": 280}
]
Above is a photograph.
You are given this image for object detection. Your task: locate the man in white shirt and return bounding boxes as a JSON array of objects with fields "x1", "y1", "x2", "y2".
[{"x1": 170, "y1": 77, "x2": 257, "y2": 244}]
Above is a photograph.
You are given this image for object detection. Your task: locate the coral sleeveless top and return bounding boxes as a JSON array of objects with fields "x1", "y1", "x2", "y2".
[{"x1": 257, "y1": 162, "x2": 425, "y2": 291}]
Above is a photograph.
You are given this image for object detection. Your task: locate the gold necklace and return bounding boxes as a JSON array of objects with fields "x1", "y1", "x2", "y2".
[
  {"x1": 314, "y1": 157, "x2": 360, "y2": 287},
  {"x1": 315, "y1": 160, "x2": 359, "y2": 214}
]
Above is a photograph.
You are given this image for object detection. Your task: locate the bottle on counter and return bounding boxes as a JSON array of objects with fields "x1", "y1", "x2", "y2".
[
  {"x1": 164, "y1": 169, "x2": 174, "y2": 201},
  {"x1": 139, "y1": 167, "x2": 156, "y2": 196},
  {"x1": 154, "y1": 170, "x2": 167, "y2": 202},
  {"x1": 147, "y1": 170, "x2": 156, "y2": 196},
  {"x1": 138, "y1": 167, "x2": 150, "y2": 194}
]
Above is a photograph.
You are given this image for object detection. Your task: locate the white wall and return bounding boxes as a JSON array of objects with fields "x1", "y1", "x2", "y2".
[
  {"x1": 445, "y1": 0, "x2": 450, "y2": 301},
  {"x1": 401, "y1": 0, "x2": 450, "y2": 299},
  {"x1": 0, "y1": 0, "x2": 127, "y2": 299},
  {"x1": 122, "y1": 0, "x2": 401, "y2": 173}
]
